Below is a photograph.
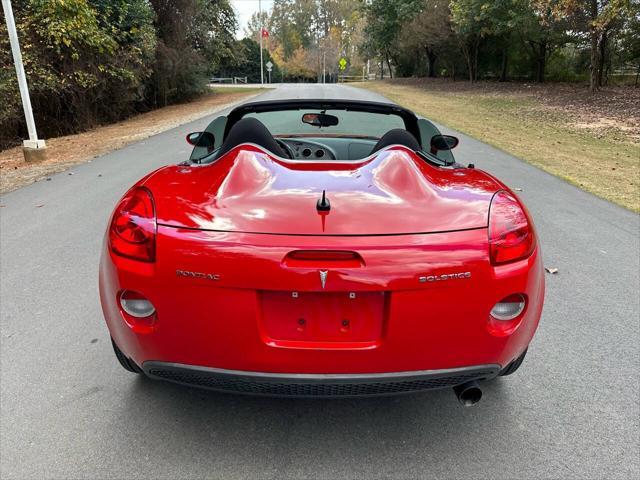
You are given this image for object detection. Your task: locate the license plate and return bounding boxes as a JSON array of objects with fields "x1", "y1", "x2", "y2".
[{"x1": 259, "y1": 291, "x2": 386, "y2": 349}]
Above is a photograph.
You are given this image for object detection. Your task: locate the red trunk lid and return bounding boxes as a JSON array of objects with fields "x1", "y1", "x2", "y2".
[{"x1": 144, "y1": 145, "x2": 500, "y2": 235}]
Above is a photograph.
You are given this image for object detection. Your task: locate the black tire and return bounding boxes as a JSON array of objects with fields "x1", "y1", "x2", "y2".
[
  {"x1": 499, "y1": 348, "x2": 528, "y2": 376},
  {"x1": 111, "y1": 338, "x2": 142, "y2": 374}
]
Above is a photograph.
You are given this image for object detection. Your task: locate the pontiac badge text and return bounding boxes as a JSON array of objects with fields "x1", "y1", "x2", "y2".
[{"x1": 176, "y1": 269, "x2": 221, "y2": 281}]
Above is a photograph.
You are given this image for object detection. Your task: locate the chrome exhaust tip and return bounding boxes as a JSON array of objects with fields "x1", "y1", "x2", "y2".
[{"x1": 453, "y1": 380, "x2": 482, "y2": 407}]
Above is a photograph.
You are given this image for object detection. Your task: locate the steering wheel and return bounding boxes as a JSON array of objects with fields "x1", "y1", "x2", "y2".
[{"x1": 276, "y1": 139, "x2": 295, "y2": 159}]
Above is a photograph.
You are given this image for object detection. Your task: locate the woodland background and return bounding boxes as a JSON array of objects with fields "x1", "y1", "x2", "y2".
[{"x1": 1, "y1": 0, "x2": 638, "y2": 150}]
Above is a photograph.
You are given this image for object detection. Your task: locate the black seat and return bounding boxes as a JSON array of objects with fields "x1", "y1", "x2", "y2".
[
  {"x1": 217, "y1": 117, "x2": 286, "y2": 158},
  {"x1": 371, "y1": 128, "x2": 420, "y2": 154}
]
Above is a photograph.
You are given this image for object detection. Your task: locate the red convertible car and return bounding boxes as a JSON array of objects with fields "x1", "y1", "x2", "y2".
[{"x1": 99, "y1": 99, "x2": 544, "y2": 405}]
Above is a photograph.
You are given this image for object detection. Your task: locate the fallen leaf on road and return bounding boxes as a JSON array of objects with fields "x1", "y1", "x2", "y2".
[
  {"x1": 514, "y1": 187, "x2": 523, "y2": 191},
  {"x1": 545, "y1": 267, "x2": 558, "y2": 274},
  {"x1": 35, "y1": 204, "x2": 44, "y2": 208},
  {"x1": 68, "y1": 172, "x2": 74, "y2": 175}
]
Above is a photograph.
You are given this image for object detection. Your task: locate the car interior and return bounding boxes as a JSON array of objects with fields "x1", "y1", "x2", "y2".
[{"x1": 187, "y1": 100, "x2": 456, "y2": 165}]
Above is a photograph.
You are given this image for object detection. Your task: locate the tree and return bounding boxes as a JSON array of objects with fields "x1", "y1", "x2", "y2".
[
  {"x1": 269, "y1": 0, "x2": 316, "y2": 59},
  {"x1": 561, "y1": 0, "x2": 631, "y2": 91},
  {"x1": 0, "y1": 0, "x2": 240, "y2": 149},
  {"x1": 247, "y1": 0, "x2": 364, "y2": 81},
  {"x1": 520, "y1": 1, "x2": 570, "y2": 83},
  {"x1": 0, "y1": 0, "x2": 156, "y2": 146},
  {"x1": 450, "y1": 0, "x2": 530, "y2": 82},
  {"x1": 198, "y1": 0, "x2": 240, "y2": 73},
  {"x1": 219, "y1": 38, "x2": 281, "y2": 83},
  {"x1": 399, "y1": 0, "x2": 455, "y2": 78},
  {"x1": 490, "y1": 1, "x2": 533, "y2": 82},
  {"x1": 147, "y1": 0, "x2": 240, "y2": 106},
  {"x1": 362, "y1": 0, "x2": 421, "y2": 78},
  {"x1": 618, "y1": 1, "x2": 640, "y2": 86},
  {"x1": 450, "y1": 0, "x2": 487, "y2": 81}
]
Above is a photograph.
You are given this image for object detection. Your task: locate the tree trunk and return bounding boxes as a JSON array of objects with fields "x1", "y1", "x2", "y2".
[
  {"x1": 590, "y1": 30, "x2": 599, "y2": 91},
  {"x1": 385, "y1": 53, "x2": 393, "y2": 79},
  {"x1": 472, "y1": 37, "x2": 480, "y2": 82},
  {"x1": 426, "y1": 46, "x2": 437, "y2": 78},
  {"x1": 597, "y1": 30, "x2": 608, "y2": 88},
  {"x1": 380, "y1": 59, "x2": 384, "y2": 79},
  {"x1": 461, "y1": 44, "x2": 474, "y2": 82},
  {"x1": 589, "y1": 0, "x2": 599, "y2": 92},
  {"x1": 527, "y1": 40, "x2": 547, "y2": 83},
  {"x1": 535, "y1": 40, "x2": 547, "y2": 83},
  {"x1": 500, "y1": 46, "x2": 508, "y2": 82}
]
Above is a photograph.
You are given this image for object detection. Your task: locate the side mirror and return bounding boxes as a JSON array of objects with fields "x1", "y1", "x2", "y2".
[
  {"x1": 186, "y1": 131, "x2": 215, "y2": 147},
  {"x1": 431, "y1": 134, "x2": 459, "y2": 151}
]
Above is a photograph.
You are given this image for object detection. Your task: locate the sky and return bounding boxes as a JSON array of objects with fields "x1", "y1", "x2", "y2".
[{"x1": 231, "y1": 0, "x2": 274, "y2": 39}]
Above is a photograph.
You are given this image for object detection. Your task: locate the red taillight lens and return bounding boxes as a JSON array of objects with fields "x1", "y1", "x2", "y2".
[
  {"x1": 109, "y1": 187, "x2": 156, "y2": 262},
  {"x1": 488, "y1": 191, "x2": 535, "y2": 265}
]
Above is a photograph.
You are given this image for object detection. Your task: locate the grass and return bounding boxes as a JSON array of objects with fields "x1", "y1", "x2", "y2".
[{"x1": 357, "y1": 81, "x2": 639, "y2": 212}]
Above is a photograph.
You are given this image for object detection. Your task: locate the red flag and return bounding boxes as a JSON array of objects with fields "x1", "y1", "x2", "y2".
[{"x1": 261, "y1": 28, "x2": 269, "y2": 38}]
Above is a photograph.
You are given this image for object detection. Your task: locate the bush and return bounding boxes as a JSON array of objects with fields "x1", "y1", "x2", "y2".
[{"x1": 0, "y1": 0, "x2": 238, "y2": 150}]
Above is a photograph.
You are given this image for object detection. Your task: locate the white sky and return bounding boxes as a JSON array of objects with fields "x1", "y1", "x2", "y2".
[{"x1": 231, "y1": 0, "x2": 274, "y2": 38}]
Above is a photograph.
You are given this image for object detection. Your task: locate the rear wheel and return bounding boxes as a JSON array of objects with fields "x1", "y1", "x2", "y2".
[
  {"x1": 111, "y1": 338, "x2": 142, "y2": 374},
  {"x1": 499, "y1": 348, "x2": 528, "y2": 376}
]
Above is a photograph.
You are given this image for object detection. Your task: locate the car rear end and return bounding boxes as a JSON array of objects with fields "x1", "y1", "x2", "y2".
[{"x1": 99, "y1": 148, "x2": 544, "y2": 398}]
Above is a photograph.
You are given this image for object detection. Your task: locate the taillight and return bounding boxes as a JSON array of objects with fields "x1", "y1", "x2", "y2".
[
  {"x1": 488, "y1": 191, "x2": 535, "y2": 265},
  {"x1": 109, "y1": 187, "x2": 156, "y2": 262}
]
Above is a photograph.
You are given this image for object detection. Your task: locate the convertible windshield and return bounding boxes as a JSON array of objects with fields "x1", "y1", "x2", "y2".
[{"x1": 243, "y1": 109, "x2": 406, "y2": 139}]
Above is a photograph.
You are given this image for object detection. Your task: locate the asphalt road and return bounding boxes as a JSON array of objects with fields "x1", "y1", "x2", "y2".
[{"x1": 1, "y1": 84, "x2": 638, "y2": 479}]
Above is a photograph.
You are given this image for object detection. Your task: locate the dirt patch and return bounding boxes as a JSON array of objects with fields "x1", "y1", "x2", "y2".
[{"x1": 0, "y1": 88, "x2": 266, "y2": 194}]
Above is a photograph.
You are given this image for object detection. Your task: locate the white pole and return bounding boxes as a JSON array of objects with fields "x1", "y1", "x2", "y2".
[
  {"x1": 2, "y1": 0, "x2": 45, "y2": 150},
  {"x1": 259, "y1": 0, "x2": 264, "y2": 86}
]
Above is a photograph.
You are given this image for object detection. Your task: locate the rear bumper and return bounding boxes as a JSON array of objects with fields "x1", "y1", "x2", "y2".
[
  {"x1": 100, "y1": 228, "x2": 544, "y2": 376},
  {"x1": 143, "y1": 361, "x2": 500, "y2": 397}
]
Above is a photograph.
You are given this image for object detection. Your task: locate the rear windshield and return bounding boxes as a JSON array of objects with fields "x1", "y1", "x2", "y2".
[{"x1": 243, "y1": 109, "x2": 406, "y2": 139}]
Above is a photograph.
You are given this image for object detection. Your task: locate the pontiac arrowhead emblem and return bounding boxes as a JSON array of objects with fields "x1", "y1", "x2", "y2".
[{"x1": 319, "y1": 270, "x2": 328, "y2": 289}]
